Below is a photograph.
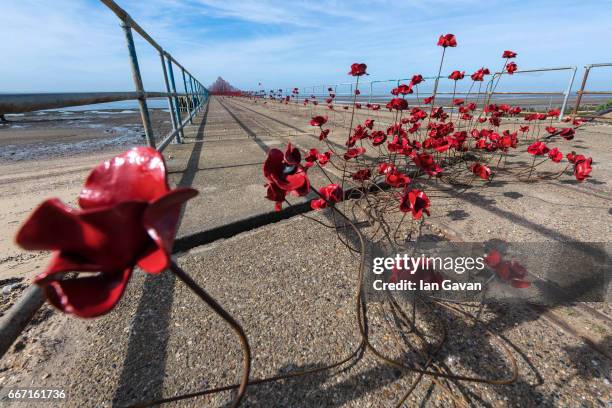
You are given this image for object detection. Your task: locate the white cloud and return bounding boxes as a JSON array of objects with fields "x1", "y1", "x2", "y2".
[{"x1": 1, "y1": 0, "x2": 610, "y2": 93}]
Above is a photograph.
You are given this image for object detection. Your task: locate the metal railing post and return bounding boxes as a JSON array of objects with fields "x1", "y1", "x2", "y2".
[
  {"x1": 559, "y1": 66, "x2": 577, "y2": 122},
  {"x1": 181, "y1": 69, "x2": 193, "y2": 124},
  {"x1": 572, "y1": 66, "x2": 591, "y2": 119},
  {"x1": 165, "y1": 54, "x2": 185, "y2": 142},
  {"x1": 120, "y1": 21, "x2": 156, "y2": 148},
  {"x1": 189, "y1": 76, "x2": 197, "y2": 110},
  {"x1": 369, "y1": 81, "x2": 373, "y2": 104},
  {"x1": 159, "y1": 51, "x2": 182, "y2": 144}
]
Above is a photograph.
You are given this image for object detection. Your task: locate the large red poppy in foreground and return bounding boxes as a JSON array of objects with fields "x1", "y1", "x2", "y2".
[{"x1": 16, "y1": 147, "x2": 198, "y2": 317}]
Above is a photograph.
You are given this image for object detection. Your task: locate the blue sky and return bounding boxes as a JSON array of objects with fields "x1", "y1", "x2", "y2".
[{"x1": 1, "y1": 0, "x2": 611, "y2": 94}]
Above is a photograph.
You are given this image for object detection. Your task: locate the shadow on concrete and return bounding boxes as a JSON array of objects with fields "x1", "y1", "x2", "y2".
[{"x1": 112, "y1": 102, "x2": 210, "y2": 406}]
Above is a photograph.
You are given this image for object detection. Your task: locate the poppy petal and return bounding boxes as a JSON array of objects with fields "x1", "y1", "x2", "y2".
[
  {"x1": 33, "y1": 252, "x2": 104, "y2": 284},
  {"x1": 17, "y1": 198, "x2": 150, "y2": 273},
  {"x1": 79, "y1": 147, "x2": 169, "y2": 208},
  {"x1": 40, "y1": 267, "x2": 133, "y2": 318},
  {"x1": 16, "y1": 199, "x2": 96, "y2": 252},
  {"x1": 139, "y1": 188, "x2": 198, "y2": 273}
]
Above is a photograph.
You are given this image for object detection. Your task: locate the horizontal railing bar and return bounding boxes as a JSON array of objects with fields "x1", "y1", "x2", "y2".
[
  {"x1": 586, "y1": 63, "x2": 612, "y2": 68},
  {"x1": 157, "y1": 128, "x2": 181, "y2": 152},
  {"x1": 429, "y1": 91, "x2": 565, "y2": 95},
  {"x1": 0, "y1": 92, "x2": 193, "y2": 114},
  {"x1": 100, "y1": 0, "x2": 162, "y2": 52},
  {"x1": 577, "y1": 91, "x2": 612, "y2": 94},
  {"x1": 100, "y1": 1, "x2": 201, "y2": 82},
  {"x1": 0, "y1": 286, "x2": 44, "y2": 358},
  {"x1": 494, "y1": 66, "x2": 575, "y2": 75}
]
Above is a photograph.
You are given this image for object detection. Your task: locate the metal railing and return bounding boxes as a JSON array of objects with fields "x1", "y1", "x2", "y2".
[
  {"x1": 0, "y1": 92, "x2": 171, "y2": 114},
  {"x1": 103, "y1": 0, "x2": 209, "y2": 150},
  {"x1": 0, "y1": 0, "x2": 210, "y2": 358}
]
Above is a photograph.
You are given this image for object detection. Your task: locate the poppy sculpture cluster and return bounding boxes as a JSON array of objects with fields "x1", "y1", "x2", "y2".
[{"x1": 263, "y1": 34, "x2": 592, "y2": 244}]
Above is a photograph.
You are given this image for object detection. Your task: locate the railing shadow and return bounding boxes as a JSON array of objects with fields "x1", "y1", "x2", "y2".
[{"x1": 112, "y1": 102, "x2": 210, "y2": 406}]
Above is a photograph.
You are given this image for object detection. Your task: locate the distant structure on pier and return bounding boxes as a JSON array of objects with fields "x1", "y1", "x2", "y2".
[{"x1": 209, "y1": 77, "x2": 244, "y2": 96}]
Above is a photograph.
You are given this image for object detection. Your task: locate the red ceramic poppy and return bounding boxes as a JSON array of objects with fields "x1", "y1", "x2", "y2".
[
  {"x1": 394, "y1": 84, "x2": 413, "y2": 95},
  {"x1": 413, "y1": 153, "x2": 443, "y2": 177},
  {"x1": 502, "y1": 50, "x2": 517, "y2": 58},
  {"x1": 16, "y1": 147, "x2": 198, "y2": 317},
  {"x1": 388, "y1": 98, "x2": 408, "y2": 111},
  {"x1": 559, "y1": 128, "x2": 575, "y2": 140},
  {"x1": 423, "y1": 96, "x2": 434, "y2": 104},
  {"x1": 448, "y1": 70, "x2": 465, "y2": 80},
  {"x1": 471, "y1": 163, "x2": 492, "y2": 180},
  {"x1": 304, "y1": 148, "x2": 319, "y2": 168},
  {"x1": 378, "y1": 162, "x2": 396, "y2": 175},
  {"x1": 344, "y1": 147, "x2": 366, "y2": 160},
  {"x1": 371, "y1": 130, "x2": 387, "y2": 146},
  {"x1": 573, "y1": 156, "x2": 592, "y2": 181},
  {"x1": 317, "y1": 151, "x2": 332, "y2": 166},
  {"x1": 527, "y1": 141, "x2": 550, "y2": 156},
  {"x1": 348, "y1": 63, "x2": 368, "y2": 76},
  {"x1": 510, "y1": 106, "x2": 522, "y2": 115},
  {"x1": 437, "y1": 34, "x2": 457, "y2": 47},
  {"x1": 385, "y1": 170, "x2": 410, "y2": 188},
  {"x1": 319, "y1": 129, "x2": 330, "y2": 141},
  {"x1": 485, "y1": 250, "x2": 530, "y2": 288},
  {"x1": 311, "y1": 184, "x2": 343, "y2": 210},
  {"x1": 263, "y1": 146, "x2": 310, "y2": 211},
  {"x1": 548, "y1": 148, "x2": 563, "y2": 163},
  {"x1": 545, "y1": 126, "x2": 557, "y2": 134},
  {"x1": 566, "y1": 152, "x2": 578, "y2": 163},
  {"x1": 364, "y1": 119, "x2": 375, "y2": 130},
  {"x1": 399, "y1": 189, "x2": 431, "y2": 220},
  {"x1": 470, "y1": 68, "x2": 490, "y2": 81},
  {"x1": 506, "y1": 62, "x2": 518, "y2": 75},
  {"x1": 411, "y1": 74, "x2": 424, "y2": 85},
  {"x1": 310, "y1": 116, "x2": 328, "y2": 127}
]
